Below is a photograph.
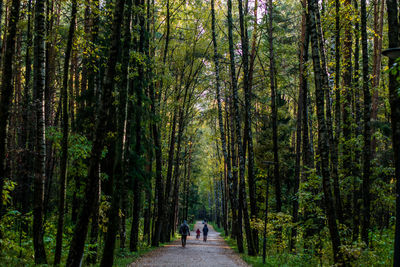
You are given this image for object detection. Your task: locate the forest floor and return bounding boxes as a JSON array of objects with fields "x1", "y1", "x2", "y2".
[{"x1": 129, "y1": 221, "x2": 249, "y2": 266}]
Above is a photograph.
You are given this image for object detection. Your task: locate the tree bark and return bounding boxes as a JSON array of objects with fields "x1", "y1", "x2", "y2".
[
  {"x1": 342, "y1": 0, "x2": 354, "y2": 224},
  {"x1": 54, "y1": 0, "x2": 77, "y2": 264},
  {"x1": 386, "y1": 1, "x2": 400, "y2": 266},
  {"x1": 290, "y1": 0, "x2": 307, "y2": 251},
  {"x1": 66, "y1": 0, "x2": 125, "y2": 264},
  {"x1": 268, "y1": 0, "x2": 282, "y2": 216},
  {"x1": 237, "y1": 0, "x2": 257, "y2": 255},
  {"x1": 0, "y1": 0, "x2": 20, "y2": 219},
  {"x1": 308, "y1": 0, "x2": 343, "y2": 263},
  {"x1": 211, "y1": 0, "x2": 234, "y2": 245},
  {"x1": 130, "y1": 0, "x2": 146, "y2": 252},
  {"x1": 227, "y1": 0, "x2": 244, "y2": 253},
  {"x1": 360, "y1": 0, "x2": 372, "y2": 246},
  {"x1": 32, "y1": 0, "x2": 48, "y2": 263}
]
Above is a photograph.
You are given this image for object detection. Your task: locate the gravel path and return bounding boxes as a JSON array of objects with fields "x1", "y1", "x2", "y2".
[{"x1": 129, "y1": 221, "x2": 249, "y2": 267}]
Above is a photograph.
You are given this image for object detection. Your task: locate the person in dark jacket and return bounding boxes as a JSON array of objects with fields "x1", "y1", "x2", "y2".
[
  {"x1": 202, "y1": 224, "x2": 209, "y2": 242},
  {"x1": 179, "y1": 220, "x2": 190, "y2": 247}
]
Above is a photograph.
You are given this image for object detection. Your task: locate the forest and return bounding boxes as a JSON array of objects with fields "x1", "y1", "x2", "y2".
[{"x1": 0, "y1": 0, "x2": 400, "y2": 266}]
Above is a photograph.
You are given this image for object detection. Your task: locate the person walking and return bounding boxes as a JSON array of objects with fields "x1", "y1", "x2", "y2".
[
  {"x1": 196, "y1": 228, "x2": 201, "y2": 240},
  {"x1": 203, "y1": 224, "x2": 209, "y2": 242},
  {"x1": 179, "y1": 220, "x2": 190, "y2": 247}
]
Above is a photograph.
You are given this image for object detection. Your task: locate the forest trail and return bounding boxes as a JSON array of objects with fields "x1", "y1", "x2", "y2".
[{"x1": 129, "y1": 221, "x2": 249, "y2": 267}]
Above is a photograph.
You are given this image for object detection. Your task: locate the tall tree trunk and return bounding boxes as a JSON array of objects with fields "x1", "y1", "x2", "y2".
[
  {"x1": 342, "y1": 0, "x2": 354, "y2": 224},
  {"x1": 386, "y1": 1, "x2": 400, "y2": 266},
  {"x1": 32, "y1": 0, "x2": 48, "y2": 263},
  {"x1": 268, "y1": 0, "x2": 282, "y2": 216},
  {"x1": 371, "y1": 0, "x2": 385, "y2": 154},
  {"x1": 360, "y1": 0, "x2": 372, "y2": 246},
  {"x1": 101, "y1": 0, "x2": 132, "y2": 264},
  {"x1": 54, "y1": 0, "x2": 77, "y2": 264},
  {"x1": 227, "y1": 0, "x2": 243, "y2": 253},
  {"x1": 333, "y1": 0, "x2": 344, "y2": 224},
  {"x1": 237, "y1": 0, "x2": 256, "y2": 255},
  {"x1": 0, "y1": 0, "x2": 20, "y2": 219},
  {"x1": 86, "y1": 170, "x2": 100, "y2": 265},
  {"x1": 119, "y1": 0, "x2": 134, "y2": 250},
  {"x1": 316, "y1": 0, "x2": 344, "y2": 225},
  {"x1": 211, "y1": 0, "x2": 234, "y2": 245},
  {"x1": 130, "y1": 0, "x2": 146, "y2": 252},
  {"x1": 308, "y1": 0, "x2": 343, "y2": 263},
  {"x1": 290, "y1": 0, "x2": 307, "y2": 251},
  {"x1": 66, "y1": 0, "x2": 125, "y2": 264},
  {"x1": 352, "y1": 0, "x2": 362, "y2": 241},
  {"x1": 163, "y1": 104, "x2": 178, "y2": 242}
]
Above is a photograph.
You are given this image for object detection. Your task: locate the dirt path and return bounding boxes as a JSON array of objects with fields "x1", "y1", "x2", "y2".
[{"x1": 129, "y1": 221, "x2": 249, "y2": 267}]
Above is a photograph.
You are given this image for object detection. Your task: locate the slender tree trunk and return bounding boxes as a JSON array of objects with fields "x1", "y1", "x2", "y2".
[
  {"x1": 130, "y1": 0, "x2": 146, "y2": 252},
  {"x1": 211, "y1": 0, "x2": 234, "y2": 245},
  {"x1": 316, "y1": 0, "x2": 344, "y2": 225},
  {"x1": 32, "y1": 0, "x2": 48, "y2": 263},
  {"x1": 227, "y1": 0, "x2": 244, "y2": 253},
  {"x1": 237, "y1": 0, "x2": 256, "y2": 255},
  {"x1": 86, "y1": 170, "x2": 100, "y2": 265},
  {"x1": 101, "y1": 0, "x2": 132, "y2": 264},
  {"x1": 371, "y1": 0, "x2": 385, "y2": 154},
  {"x1": 66, "y1": 0, "x2": 125, "y2": 264},
  {"x1": 342, "y1": 0, "x2": 354, "y2": 224},
  {"x1": 308, "y1": 0, "x2": 343, "y2": 263},
  {"x1": 0, "y1": 0, "x2": 20, "y2": 219},
  {"x1": 333, "y1": 0, "x2": 344, "y2": 224},
  {"x1": 360, "y1": 0, "x2": 371, "y2": 246},
  {"x1": 352, "y1": 0, "x2": 362, "y2": 241},
  {"x1": 386, "y1": 1, "x2": 400, "y2": 266},
  {"x1": 54, "y1": 0, "x2": 77, "y2": 264},
  {"x1": 163, "y1": 104, "x2": 178, "y2": 242},
  {"x1": 290, "y1": 0, "x2": 307, "y2": 251},
  {"x1": 268, "y1": 0, "x2": 282, "y2": 216}
]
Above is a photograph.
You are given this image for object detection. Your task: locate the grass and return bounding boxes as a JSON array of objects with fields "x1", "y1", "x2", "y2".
[
  {"x1": 209, "y1": 221, "x2": 318, "y2": 267},
  {"x1": 111, "y1": 236, "x2": 177, "y2": 266}
]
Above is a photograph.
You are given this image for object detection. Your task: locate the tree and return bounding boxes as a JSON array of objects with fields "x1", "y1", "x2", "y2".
[
  {"x1": 0, "y1": 0, "x2": 21, "y2": 219},
  {"x1": 385, "y1": 1, "x2": 400, "y2": 266},
  {"x1": 54, "y1": 0, "x2": 77, "y2": 264},
  {"x1": 308, "y1": 0, "x2": 343, "y2": 263},
  {"x1": 361, "y1": 0, "x2": 372, "y2": 246},
  {"x1": 66, "y1": 0, "x2": 126, "y2": 264},
  {"x1": 33, "y1": 0, "x2": 48, "y2": 263}
]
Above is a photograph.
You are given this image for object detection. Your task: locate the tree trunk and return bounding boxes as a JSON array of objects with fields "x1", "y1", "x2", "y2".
[
  {"x1": 268, "y1": 0, "x2": 282, "y2": 216},
  {"x1": 227, "y1": 0, "x2": 243, "y2": 253},
  {"x1": 360, "y1": 0, "x2": 372, "y2": 246},
  {"x1": 386, "y1": 1, "x2": 400, "y2": 266},
  {"x1": 371, "y1": 0, "x2": 385, "y2": 154},
  {"x1": 308, "y1": 0, "x2": 343, "y2": 263},
  {"x1": 54, "y1": 0, "x2": 77, "y2": 264},
  {"x1": 32, "y1": 0, "x2": 48, "y2": 263},
  {"x1": 100, "y1": 0, "x2": 132, "y2": 264},
  {"x1": 130, "y1": 0, "x2": 146, "y2": 252},
  {"x1": 342, "y1": 0, "x2": 354, "y2": 224},
  {"x1": 66, "y1": 0, "x2": 125, "y2": 264},
  {"x1": 0, "y1": 0, "x2": 20, "y2": 219},
  {"x1": 237, "y1": 0, "x2": 257, "y2": 255},
  {"x1": 290, "y1": 0, "x2": 307, "y2": 251},
  {"x1": 352, "y1": 0, "x2": 362, "y2": 241},
  {"x1": 211, "y1": 0, "x2": 234, "y2": 243}
]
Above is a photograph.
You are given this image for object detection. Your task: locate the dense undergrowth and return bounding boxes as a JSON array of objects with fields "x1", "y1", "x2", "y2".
[
  {"x1": 0, "y1": 215, "x2": 175, "y2": 266},
  {"x1": 210, "y1": 221, "x2": 394, "y2": 266}
]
